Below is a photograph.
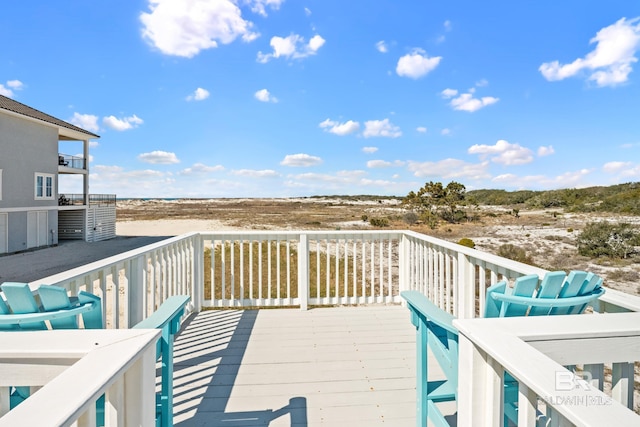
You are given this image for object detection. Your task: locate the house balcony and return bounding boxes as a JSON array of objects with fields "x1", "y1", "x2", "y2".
[
  {"x1": 58, "y1": 153, "x2": 87, "y2": 172},
  {"x1": 1, "y1": 231, "x2": 639, "y2": 426},
  {"x1": 58, "y1": 193, "x2": 116, "y2": 208}
]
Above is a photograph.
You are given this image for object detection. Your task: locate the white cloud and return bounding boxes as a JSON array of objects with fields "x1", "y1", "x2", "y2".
[
  {"x1": 254, "y1": 88, "x2": 278, "y2": 102},
  {"x1": 363, "y1": 119, "x2": 402, "y2": 138},
  {"x1": 407, "y1": 159, "x2": 491, "y2": 180},
  {"x1": 475, "y1": 78, "x2": 488, "y2": 87},
  {"x1": 257, "y1": 33, "x2": 325, "y2": 63},
  {"x1": 396, "y1": 49, "x2": 442, "y2": 79},
  {"x1": 6, "y1": 80, "x2": 23, "y2": 89},
  {"x1": 443, "y1": 20, "x2": 452, "y2": 31},
  {"x1": 362, "y1": 146, "x2": 378, "y2": 154},
  {"x1": 186, "y1": 87, "x2": 210, "y2": 101},
  {"x1": 441, "y1": 88, "x2": 458, "y2": 98},
  {"x1": 539, "y1": 17, "x2": 640, "y2": 87},
  {"x1": 230, "y1": 169, "x2": 279, "y2": 177},
  {"x1": 138, "y1": 150, "x2": 180, "y2": 164},
  {"x1": 280, "y1": 153, "x2": 323, "y2": 167},
  {"x1": 0, "y1": 79, "x2": 24, "y2": 97},
  {"x1": 367, "y1": 160, "x2": 405, "y2": 168},
  {"x1": 440, "y1": 128, "x2": 451, "y2": 135},
  {"x1": 70, "y1": 113, "x2": 100, "y2": 132},
  {"x1": 140, "y1": 0, "x2": 259, "y2": 58},
  {"x1": 441, "y1": 88, "x2": 499, "y2": 112},
  {"x1": 304, "y1": 7, "x2": 311, "y2": 16},
  {"x1": 603, "y1": 161, "x2": 632, "y2": 173},
  {"x1": 468, "y1": 140, "x2": 534, "y2": 165},
  {"x1": 0, "y1": 85, "x2": 12, "y2": 97},
  {"x1": 319, "y1": 118, "x2": 360, "y2": 135},
  {"x1": 103, "y1": 114, "x2": 143, "y2": 131},
  {"x1": 416, "y1": 126, "x2": 427, "y2": 133},
  {"x1": 248, "y1": 0, "x2": 283, "y2": 17},
  {"x1": 537, "y1": 145, "x2": 555, "y2": 156},
  {"x1": 492, "y1": 169, "x2": 593, "y2": 189},
  {"x1": 179, "y1": 163, "x2": 224, "y2": 175},
  {"x1": 376, "y1": 40, "x2": 388, "y2": 53}
]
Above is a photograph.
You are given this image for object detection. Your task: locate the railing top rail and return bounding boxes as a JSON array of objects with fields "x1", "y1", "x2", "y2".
[
  {"x1": 454, "y1": 313, "x2": 640, "y2": 426},
  {"x1": 29, "y1": 232, "x2": 202, "y2": 289},
  {"x1": 0, "y1": 329, "x2": 160, "y2": 427},
  {"x1": 198, "y1": 230, "x2": 405, "y2": 238},
  {"x1": 402, "y1": 230, "x2": 550, "y2": 277}
]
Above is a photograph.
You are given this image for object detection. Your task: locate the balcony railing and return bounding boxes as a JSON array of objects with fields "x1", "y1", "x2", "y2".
[
  {"x1": 58, "y1": 153, "x2": 86, "y2": 170},
  {"x1": 58, "y1": 194, "x2": 116, "y2": 206},
  {"x1": 3, "y1": 230, "x2": 640, "y2": 425}
]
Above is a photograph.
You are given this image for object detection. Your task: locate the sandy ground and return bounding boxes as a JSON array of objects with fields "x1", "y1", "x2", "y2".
[{"x1": 116, "y1": 219, "x2": 241, "y2": 236}]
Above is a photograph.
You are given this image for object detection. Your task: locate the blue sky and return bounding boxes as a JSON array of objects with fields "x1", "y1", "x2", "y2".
[{"x1": 2, "y1": 1, "x2": 640, "y2": 198}]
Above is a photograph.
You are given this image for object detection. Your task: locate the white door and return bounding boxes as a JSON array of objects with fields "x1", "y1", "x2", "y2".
[
  {"x1": 27, "y1": 211, "x2": 48, "y2": 249},
  {"x1": 0, "y1": 213, "x2": 7, "y2": 254}
]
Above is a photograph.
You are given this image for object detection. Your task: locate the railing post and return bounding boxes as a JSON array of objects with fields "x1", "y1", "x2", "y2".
[
  {"x1": 193, "y1": 234, "x2": 204, "y2": 313},
  {"x1": 457, "y1": 252, "x2": 475, "y2": 319},
  {"x1": 458, "y1": 334, "x2": 504, "y2": 426},
  {"x1": 298, "y1": 233, "x2": 309, "y2": 310},
  {"x1": 398, "y1": 233, "x2": 408, "y2": 295},
  {"x1": 128, "y1": 255, "x2": 146, "y2": 327},
  {"x1": 123, "y1": 343, "x2": 157, "y2": 427}
]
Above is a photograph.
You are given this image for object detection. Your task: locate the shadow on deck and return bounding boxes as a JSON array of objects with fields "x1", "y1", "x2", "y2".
[{"x1": 172, "y1": 306, "x2": 417, "y2": 426}]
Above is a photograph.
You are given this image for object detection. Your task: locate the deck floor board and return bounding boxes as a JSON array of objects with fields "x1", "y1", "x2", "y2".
[{"x1": 172, "y1": 306, "x2": 428, "y2": 426}]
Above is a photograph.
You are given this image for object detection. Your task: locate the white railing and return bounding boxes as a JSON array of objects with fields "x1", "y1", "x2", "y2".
[
  {"x1": 30, "y1": 233, "x2": 203, "y2": 328},
  {"x1": 203, "y1": 231, "x2": 401, "y2": 309},
  {"x1": 25, "y1": 230, "x2": 640, "y2": 328},
  {"x1": 11, "y1": 229, "x2": 639, "y2": 426},
  {"x1": 454, "y1": 313, "x2": 640, "y2": 426},
  {"x1": 0, "y1": 329, "x2": 160, "y2": 426}
]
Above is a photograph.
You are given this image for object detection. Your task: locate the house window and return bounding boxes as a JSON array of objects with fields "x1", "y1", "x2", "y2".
[{"x1": 35, "y1": 173, "x2": 55, "y2": 200}]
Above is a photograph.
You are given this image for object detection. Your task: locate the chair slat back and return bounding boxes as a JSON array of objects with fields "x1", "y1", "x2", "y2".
[
  {"x1": 550, "y1": 271, "x2": 589, "y2": 315},
  {"x1": 38, "y1": 285, "x2": 78, "y2": 329},
  {"x1": 0, "y1": 283, "x2": 46, "y2": 330},
  {"x1": 528, "y1": 271, "x2": 566, "y2": 316},
  {"x1": 501, "y1": 274, "x2": 539, "y2": 317}
]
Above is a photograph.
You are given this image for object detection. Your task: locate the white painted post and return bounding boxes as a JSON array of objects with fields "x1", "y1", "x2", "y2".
[
  {"x1": 105, "y1": 377, "x2": 125, "y2": 426},
  {"x1": 0, "y1": 387, "x2": 10, "y2": 417},
  {"x1": 193, "y1": 234, "x2": 204, "y2": 312},
  {"x1": 398, "y1": 233, "x2": 407, "y2": 294},
  {"x1": 612, "y1": 362, "x2": 634, "y2": 409},
  {"x1": 518, "y1": 383, "x2": 537, "y2": 427},
  {"x1": 298, "y1": 234, "x2": 309, "y2": 310},
  {"x1": 124, "y1": 344, "x2": 157, "y2": 427},
  {"x1": 457, "y1": 252, "x2": 475, "y2": 319},
  {"x1": 458, "y1": 334, "x2": 504, "y2": 426},
  {"x1": 127, "y1": 255, "x2": 146, "y2": 326}
]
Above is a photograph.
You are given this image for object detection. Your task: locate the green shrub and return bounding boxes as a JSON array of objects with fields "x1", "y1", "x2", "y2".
[
  {"x1": 567, "y1": 228, "x2": 574, "y2": 233},
  {"x1": 361, "y1": 214, "x2": 368, "y2": 222},
  {"x1": 576, "y1": 221, "x2": 638, "y2": 259},
  {"x1": 403, "y1": 211, "x2": 419, "y2": 225},
  {"x1": 458, "y1": 238, "x2": 475, "y2": 249},
  {"x1": 369, "y1": 217, "x2": 389, "y2": 227},
  {"x1": 496, "y1": 244, "x2": 534, "y2": 265}
]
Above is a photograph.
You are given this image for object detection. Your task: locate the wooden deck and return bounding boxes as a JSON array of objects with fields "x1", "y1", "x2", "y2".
[{"x1": 172, "y1": 306, "x2": 421, "y2": 426}]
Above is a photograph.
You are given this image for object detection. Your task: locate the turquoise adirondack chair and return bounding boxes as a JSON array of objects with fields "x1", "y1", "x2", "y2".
[
  {"x1": 0, "y1": 282, "x2": 190, "y2": 427},
  {"x1": 402, "y1": 270, "x2": 605, "y2": 427}
]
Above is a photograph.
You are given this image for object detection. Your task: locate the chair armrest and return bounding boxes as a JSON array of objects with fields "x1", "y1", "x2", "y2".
[
  {"x1": 401, "y1": 291, "x2": 457, "y2": 334},
  {"x1": 133, "y1": 295, "x2": 191, "y2": 332},
  {"x1": 0, "y1": 301, "x2": 97, "y2": 326}
]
